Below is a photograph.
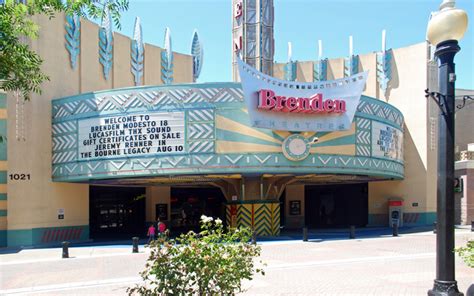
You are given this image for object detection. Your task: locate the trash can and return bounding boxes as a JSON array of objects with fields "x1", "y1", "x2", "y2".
[{"x1": 388, "y1": 199, "x2": 403, "y2": 227}]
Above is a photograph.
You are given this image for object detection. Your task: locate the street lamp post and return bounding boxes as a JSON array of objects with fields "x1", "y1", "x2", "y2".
[{"x1": 426, "y1": 1, "x2": 468, "y2": 295}]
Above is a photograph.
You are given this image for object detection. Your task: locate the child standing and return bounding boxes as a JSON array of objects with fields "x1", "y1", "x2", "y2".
[
  {"x1": 157, "y1": 218, "x2": 167, "y2": 237},
  {"x1": 147, "y1": 224, "x2": 156, "y2": 244}
]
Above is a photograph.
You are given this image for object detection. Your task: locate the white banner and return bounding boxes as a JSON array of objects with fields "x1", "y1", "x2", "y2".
[
  {"x1": 78, "y1": 112, "x2": 185, "y2": 160},
  {"x1": 237, "y1": 58, "x2": 368, "y2": 131}
]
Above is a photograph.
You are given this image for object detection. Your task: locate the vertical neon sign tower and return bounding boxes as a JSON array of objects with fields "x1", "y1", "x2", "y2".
[{"x1": 232, "y1": 0, "x2": 274, "y2": 81}]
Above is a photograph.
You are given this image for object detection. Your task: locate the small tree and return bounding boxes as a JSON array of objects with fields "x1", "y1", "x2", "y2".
[{"x1": 128, "y1": 216, "x2": 265, "y2": 295}]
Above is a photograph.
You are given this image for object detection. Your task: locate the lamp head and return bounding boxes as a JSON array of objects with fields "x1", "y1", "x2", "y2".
[{"x1": 427, "y1": 0, "x2": 468, "y2": 46}]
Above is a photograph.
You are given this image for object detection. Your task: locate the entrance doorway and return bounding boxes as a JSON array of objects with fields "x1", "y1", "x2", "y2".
[
  {"x1": 305, "y1": 183, "x2": 368, "y2": 228},
  {"x1": 89, "y1": 186, "x2": 146, "y2": 239},
  {"x1": 170, "y1": 187, "x2": 226, "y2": 232}
]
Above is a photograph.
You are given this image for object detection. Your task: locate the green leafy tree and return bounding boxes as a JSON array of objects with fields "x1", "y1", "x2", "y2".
[
  {"x1": 128, "y1": 216, "x2": 265, "y2": 295},
  {"x1": 0, "y1": 0, "x2": 129, "y2": 100}
]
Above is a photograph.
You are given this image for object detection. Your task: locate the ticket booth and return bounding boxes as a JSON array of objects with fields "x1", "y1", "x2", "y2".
[{"x1": 388, "y1": 199, "x2": 403, "y2": 227}]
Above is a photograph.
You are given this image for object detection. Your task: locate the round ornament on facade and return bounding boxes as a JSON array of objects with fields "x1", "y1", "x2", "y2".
[{"x1": 282, "y1": 134, "x2": 311, "y2": 161}]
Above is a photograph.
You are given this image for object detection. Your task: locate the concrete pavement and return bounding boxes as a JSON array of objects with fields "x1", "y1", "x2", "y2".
[{"x1": 0, "y1": 228, "x2": 473, "y2": 295}]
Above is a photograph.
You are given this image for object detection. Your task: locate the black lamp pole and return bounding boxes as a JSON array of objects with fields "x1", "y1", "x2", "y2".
[{"x1": 428, "y1": 39, "x2": 462, "y2": 296}]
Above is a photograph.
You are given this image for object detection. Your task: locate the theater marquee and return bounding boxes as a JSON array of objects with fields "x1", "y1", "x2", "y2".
[
  {"x1": 78, "y1": 111, "x2": 185, "y2": 160},
  {"x1": 237, "y1": 58, "x2": 368, "y2": 132}
]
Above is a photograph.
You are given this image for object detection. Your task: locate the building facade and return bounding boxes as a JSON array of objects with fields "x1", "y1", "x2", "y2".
[{"x1": 1, "y1": 3, "x2": 472, "y2": 248}]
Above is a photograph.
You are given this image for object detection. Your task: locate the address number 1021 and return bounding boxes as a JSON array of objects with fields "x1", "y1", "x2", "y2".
[{"x1": 9, "y1": 174, "x2": 31, "y2": 181}]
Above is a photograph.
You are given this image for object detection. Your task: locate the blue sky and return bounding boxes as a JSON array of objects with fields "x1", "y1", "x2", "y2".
[{"x1": 115, "y1": 0, "x2": 473, "y2": 89}]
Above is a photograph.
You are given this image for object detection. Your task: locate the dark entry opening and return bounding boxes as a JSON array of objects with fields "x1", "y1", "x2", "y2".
[
  {"x1": 305, "y1": 183, "x2": 368, "y2": 228},
  {"x1": 90, "y1": 186, "x2": 146, "y2": 239},
  {"x1": 170, "y1": 187, "x2": 226, "y2": 233}
]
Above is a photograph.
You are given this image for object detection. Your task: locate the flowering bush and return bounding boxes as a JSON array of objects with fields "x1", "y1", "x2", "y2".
[
  {"x1": 128, "y1": 215, "x2": 264, "y2": 295},
  {"x1": 455, "y1": 240, "x2": 474, "y2": 268}
]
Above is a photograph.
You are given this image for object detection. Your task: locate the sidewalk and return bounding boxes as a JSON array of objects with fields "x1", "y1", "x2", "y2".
[
  {"x1": 0, "y1": 226, "x2": 471, "y2": 264},
  {"x1": 0, "y1": 228, "x2": 472, "y2": 295}
]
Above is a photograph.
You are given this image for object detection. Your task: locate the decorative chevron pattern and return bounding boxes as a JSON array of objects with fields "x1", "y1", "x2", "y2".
[
  {"x1": 313, "y1": 59, "x2": 328, "y2": 82},
  {"x1": 64, "y1": 15, "x2": 80, "y2": 69},
  {"x1": 226, "y1": 202, "x2": 280, "y2": 236},
  {"x1": 52, "y1": 152, "x2": 404, "y2": 181},
  {"x1": 189, "y1": 123, "x2": 214, "y2": 139},
  {"x1": 52, "y1": 88, "x2": 243, "y2": 118},
  {"x1": 344, "y1": 55, "x2": 360, "y2": 77},
  {"x1": 187, "y1": 108, "x2": 215, "y2": 153},
  {"x1": 52, "y1": 134, "x2": 76, "y2": 150},
  {"x1": 376, "y1": 49, "x2": 393, "y2": 95},
  {"x1": 52, "y1": 151, "x2": 77, "y2": 164},
  {"x1": 356, "y1": 118, "x2": 371, "y2": 157},
  {"x1": 357, "y1": 99, "x2": 403, "y2": 128},
  {"x1": 188, "y1": 109, "x2": 214, "y2": 122},
  {"x1": 254, "y1": 204, "x2": 272, "y2": 236},
  {"x1": 99, "y1": 5, "x2": 113, "y2": 80},
  {"x1": 189, "y1": 141, "x2": 214, "y2": 153},
  {"x1": 271, "y1": 203, "x2": 280, "y2": 236},
  {"x1": 52, "y1": 121, "x2": 78, "y2": 164},
  {"x1": 131, "y1": 17, "x2": 144, "y2": 86},
  {"x1": 237, "y1": 204, "x2": 252, "y2": 229},
  {"x1": 52, "y1": 122, "x2": 76, "y2": 135}
]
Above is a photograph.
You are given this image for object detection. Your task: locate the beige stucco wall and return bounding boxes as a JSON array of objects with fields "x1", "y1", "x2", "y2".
[
  {"x1": 369, "y1": 43, "x2": 435, "y2": 222},
  {"x1": 358, "y1": 53, "x2": 377, "y2": 98},
  {"x1": 146, "y1": 186, "x2": 171, "y2": 223},
  {"x1": 455, "y1": 89, "x2": 474, "y2": 153},
  {"x1": 285, "y1": 185, "x2": 305, "y2": 228},
  {"x1": 5, "y1": 13, "x2": 193, "y2": 235},
  {"x1": 296, "y1": 61, "x2": 313, "y2": 83}
]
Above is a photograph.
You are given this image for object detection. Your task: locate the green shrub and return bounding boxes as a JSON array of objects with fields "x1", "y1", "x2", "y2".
[
  {"x1": 128, "y1": 215, "x2": 265, "y2": 295},
  {"x1": 455, "y1": 240, "x2": 474, "y2": 268}
]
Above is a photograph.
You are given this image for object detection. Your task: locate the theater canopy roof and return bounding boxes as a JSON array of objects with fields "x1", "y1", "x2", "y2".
[{"x1": 51, "y1": 82, "x2": 404, "y2": 183}]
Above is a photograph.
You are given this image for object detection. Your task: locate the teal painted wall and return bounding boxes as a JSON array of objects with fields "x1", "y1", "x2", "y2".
[
  {"x1": 7, "y1": 229, "x2": 33, "y2": 246},
  {"x1": 0, "y1": 230, "x2": 6, "y2": 247},
  {"x1": 368, "y1": 212, "x2": 436, "y2": 227},
  {"x1": 5, "y1": 225, "x2": 89, "y2": 247}
]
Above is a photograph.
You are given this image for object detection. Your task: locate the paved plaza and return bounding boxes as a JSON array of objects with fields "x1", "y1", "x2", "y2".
[{"x1": 1, "y1": 228, "x2": 473, "y2": 295}]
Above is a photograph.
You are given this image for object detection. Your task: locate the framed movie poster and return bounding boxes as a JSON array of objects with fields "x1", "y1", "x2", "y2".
[
  {"x1": 289, "y1": 200, "x2": 301, "y2": 216},
  {"x1": 155, "y1": 204, "x2": 168, "y2": 220}
]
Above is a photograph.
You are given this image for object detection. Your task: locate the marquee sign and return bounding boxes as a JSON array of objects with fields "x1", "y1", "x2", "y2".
[
  {"x1": 78, "y1": 111, "x2": 185, "y2": 160},
  {"x1": 237, "y1": 58, "x2": 368, "y2": 131},
  {"x1": 372, "y1": 122, "x2": 403, "y2": 161}
]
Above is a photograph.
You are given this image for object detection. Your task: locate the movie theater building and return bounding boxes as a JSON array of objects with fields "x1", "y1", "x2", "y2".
[{"x1": 0, "y1": 2, "x2": 472, "y2": 247}]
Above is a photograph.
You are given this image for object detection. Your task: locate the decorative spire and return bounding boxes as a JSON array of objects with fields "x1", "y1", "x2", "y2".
[
  {"x1": 284, "y1": 42, "x2": 296, "y2": 81},
  {"x1": 65, "y1": 14, "x2": 81, "y2": 70},
  {"x1": 313, "y1": 39, "x2": 327, "y2": 82},
  {"x1": 376, "y1": 29, "x2": 393, "y2": 96},
  {"x1": 131, "y1": 17, "x2": 144, "y2": 86},
  {"x1": 99, "y1": 2, "x2": 113, "y2": 80},
  {"x1": 191, "y1": 29, "x2": 203, "y2": 82},
  {"x1": 287, "y1": 42, "x2": 292, "y2": 63},
  {"x1": 161, "y1": 27, "x2": 174, "y2": 84},
  {"x1": 318, "y1": 40, "x2": 323, "y2": 60},
  {"x1": 344, "y1": 35, "x2": 359, "y2": 77}
]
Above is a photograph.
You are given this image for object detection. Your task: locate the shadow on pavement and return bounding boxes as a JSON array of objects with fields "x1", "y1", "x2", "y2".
[{"x1": 0, "y1": 225, "x2": 438, "y2": 252}]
